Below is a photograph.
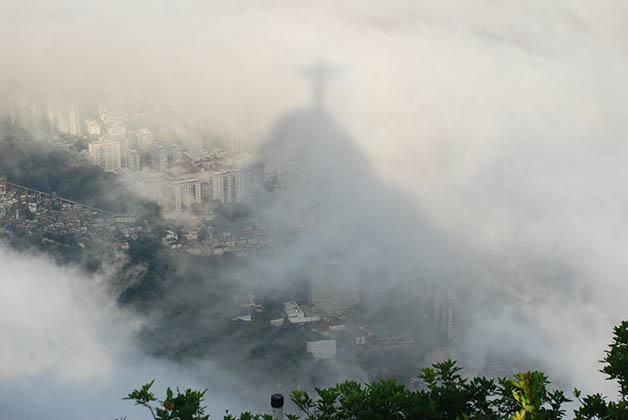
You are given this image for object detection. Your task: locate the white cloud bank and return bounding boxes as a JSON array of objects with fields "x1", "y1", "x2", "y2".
[{"x1": 0, "y1": 245, "x2": 252, "y2": 420}]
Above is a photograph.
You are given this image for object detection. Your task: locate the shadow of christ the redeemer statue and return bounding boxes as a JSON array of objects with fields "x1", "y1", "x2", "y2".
[
  {"x1": 257, "y1": 62, "x2": 377, "y2": 196},
  {"x1": 256, "y1": 62, "x2": 383, "y2": 240},
  {"x1": 302, "y1": 62, "x2": 335, "y2": 109},
  {"x1": 252, "y1": 62, "x2": 445, "y2": 293}
]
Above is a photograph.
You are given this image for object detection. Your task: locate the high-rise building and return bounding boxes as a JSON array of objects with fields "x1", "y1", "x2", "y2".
[
  {"x1": 88, "y1": 139, "x2": 121, "y2": 172},
  {"x1": 310, "y1": 261, "x2": 360, "y2": 318},
  {"x1": 163, "y1": 177, "x2": 202, "y2": 212},
  {"x1": 439, "y1": 299, "x2": 459, "y2": 341},
  {"x1": 85, "y1": 119, "x2": 101, "y2": 136},
  {"x1": 151, "y1": 145, "x2": 168, "y2": 172},
  {"x1": 168, "y1": 144, "x2": 184, "y2": 165},
  {"x1": 118, "y1": 136, "x2": 129, "y2": 168},
  {"x1": 137, "y1": 129, "x2": 154, "y2": 153},
  {"x1": 128, "y1": 149, "x2": 141, "y2": 172},
  {"x1": 9, "y1": 94, "x2": 46, "y2": 137},
  {"x1": 210, "y1": 169, "x2": 250, "y2": 203},
  {"x1": 47, "y1": 101, "x2": 81, "y2": 136}
]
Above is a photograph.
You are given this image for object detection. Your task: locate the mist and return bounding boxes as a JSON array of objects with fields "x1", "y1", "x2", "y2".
[
  {"x1": 2, "y1": 0, "x2": 628, "y2": 418},
  {"x1": 0, "y1": 243, "x2": 264, "y2": 419}
]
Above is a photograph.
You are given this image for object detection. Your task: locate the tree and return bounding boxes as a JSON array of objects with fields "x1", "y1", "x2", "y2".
[
  {"x1": 120, "y1": 321, "x2": 628, "y2": 420},
  {"x1": 116, "y1": 380, "x2": 211, "y2": 420},
  {"x1": 121, "y1": 362, "x2": 567, "y2": 420},
  {"x1": 574, "y1": 320, "x2": 628, "y2": 419}
]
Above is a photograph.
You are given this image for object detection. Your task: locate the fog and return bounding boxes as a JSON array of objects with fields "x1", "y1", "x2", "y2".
[
  {"x1": 0, "y1": 244, "x2": 261, "y2": 419},
  {"x1": 2, "y1": 0, "x2": 628, "y2": 418}
]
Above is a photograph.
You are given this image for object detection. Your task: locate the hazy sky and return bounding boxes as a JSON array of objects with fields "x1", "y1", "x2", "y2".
[{"x1": 2, "y1": 1, "x2": 628, "y2": 418}]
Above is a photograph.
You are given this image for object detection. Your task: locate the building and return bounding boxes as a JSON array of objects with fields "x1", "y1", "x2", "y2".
[
  {"x1": 0, "y1": 176, "x2": 6, "y2": 196},
  {"x1": 119, "y1": 136, "x2": 129, "y2": 168},
  {"x1": 88, "y1": 139, "x2": 121, "y2": 172},
  {"x1": 127, "y1": 149, "x2": 141, "y2": 171},
  {"x1": 379, "y1": 334, "x2": 415, "y2": 352},
  {"x1": 47, "y1": 101, "x2": 81, "y2": 136},
  {"x1": 439, "y1": 299, "x2": 454, "y2": 339},
  {"x1": 310, "y1": 261, "x2": 360, "y2": 318},
  {"x1": 210, "y1": 169, "x2": 250, "y2": 203},
  {"x1": 84, "y1": 119, "x2": 101, "y2": 136},
  {"x1": 137, "y1": 128, "x2": 154, "y2": 153},
  {"x1": 306, "y1": 340, "x2": 337, "y2": 361},
  {"x1": 97, "y1": 103, "x2": 127, "y2": 137},
  {"x1": 438, "y1": 297, "x2": 463, "y2": 341},
  {"x1": 162, "y1": 177, "x2": 202, "y2": 212},
  {"x1": 183, "y1": 149, "x2": 208, "y2": 164},
  {"x1": 9, "y1": 94, "x2": 46, "y2": 137},
  {"x1": 151, "y1": 145, "x2": 168, "y2": 172},
  {"x1": 168, "y1": 144, "x2": 184, "y2": 165},
  {"x1": 284, "y1": 301, "x2": 321, "y2": 324}
]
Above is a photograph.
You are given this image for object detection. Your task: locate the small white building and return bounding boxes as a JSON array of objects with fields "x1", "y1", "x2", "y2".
[
  {"x1": 284, "y1": 301, "x2": 320, "y2": 324},
  {"x1": 88, "y1": 139, "x2": 121, "y2": 172}
]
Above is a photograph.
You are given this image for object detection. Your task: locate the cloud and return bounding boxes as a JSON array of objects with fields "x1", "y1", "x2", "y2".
[
  {"x1": 0, "y1": 244, "x2": 252, "y2": 419},
  {"x1": 1, "y1": 0, "x2": 628, "y2": 413}
]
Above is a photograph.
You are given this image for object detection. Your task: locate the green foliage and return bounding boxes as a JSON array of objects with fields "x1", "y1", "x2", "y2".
[
  {"x1": 507, "y1": 371, "x2": 568, "y2": 420},
  {"x1": 122, "y1": 361, "x2": 568, "y2": 420},
  {"x1": 221, "y1": 411, "x2": 272, "y2": 420},
  {"x1": 119, "y1": 324, "x2": 628, "y2": 420},
  {"x1": 601, "y1": 321, "x2": 628, "y2": 398},
  {"x1": 122, "y1": 380, "x2": 210, "y2": 420},
  {"x1": 573, "y1": 320, "x2": 628, "y2": 419},
  {"x1": 283, "y1": 360, "x2": 567, "y2": 420}
]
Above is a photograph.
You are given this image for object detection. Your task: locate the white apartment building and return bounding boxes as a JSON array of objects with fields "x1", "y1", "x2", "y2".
[
  {"x1": 47, "y1": 101, "x2": 81, "y2": 136},
  {"x1": 88, "y1": 139, "x2": 121, "y2": 172},
  {"x1": 210, "y1": 169, "x2": 250, "y2": 204},
  {"x1": 9, "y1": 94, "x2": 46, "y2": 137},
  {"x1": 163, "y1": 177, "x2": 201, "y2": 212},
  {"x1": 137, "y1": 128, "x2": 154, "y2": 153}
]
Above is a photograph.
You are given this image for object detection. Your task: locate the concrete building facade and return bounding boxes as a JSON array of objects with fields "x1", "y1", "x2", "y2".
[
  {"x1": 137, "y1": 128, "x2": 154, "y2": 153},
  {"x1": 210, "y1": 169, "x2": 250, "y2": 203},
  {"x1": 88, "y1": 139, "x2": 121, "y2": 172},
  {"x1": 163, "y1": 177, "x2": 201, "y2": 212},
  {"x1": 151, "y1": 145, "x2": 168, "y2": 172},
  {"x1": 309, "y1": 262, "x2": 360, "y2": 318},
  {"x1": 127, "y1": 149, "x2": 141, "y2": 171}
]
